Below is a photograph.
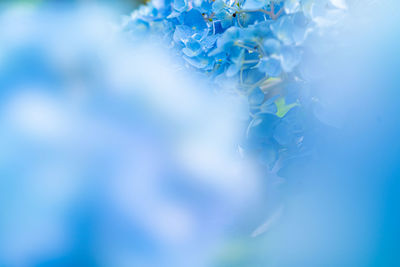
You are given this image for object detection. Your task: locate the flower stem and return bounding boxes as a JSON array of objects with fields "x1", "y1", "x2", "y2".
[{"x1": 237, "y1": 5, "x2": 284, "y2": 20}]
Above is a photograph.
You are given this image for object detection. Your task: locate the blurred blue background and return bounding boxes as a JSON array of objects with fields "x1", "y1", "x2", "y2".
[
  {"x1": 0, "y1": 0, "x2": 144, "y2": 13},
  {"x1": 0, "y1": 1, "x2": 399, "y2": 266}
]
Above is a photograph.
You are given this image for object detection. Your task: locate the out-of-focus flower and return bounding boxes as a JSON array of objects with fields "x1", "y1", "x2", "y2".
[{"x1": 0, "y1": 5, "x2": 264, "y2": 267}]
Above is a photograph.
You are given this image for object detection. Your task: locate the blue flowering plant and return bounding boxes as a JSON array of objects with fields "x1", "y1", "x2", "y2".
[{"x1": 123, "y1": 0, "x2": 347, "y2": 175}]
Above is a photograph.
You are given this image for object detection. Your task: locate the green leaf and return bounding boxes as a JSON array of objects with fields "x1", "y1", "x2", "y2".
[{"x1": 274, "y1": 97, "x2": 298, "y2": 118}]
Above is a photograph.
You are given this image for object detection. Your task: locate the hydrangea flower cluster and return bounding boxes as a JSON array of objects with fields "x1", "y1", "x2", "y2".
[{"x1": 123, "y1": 0, "x2": 347, "y2": 174}]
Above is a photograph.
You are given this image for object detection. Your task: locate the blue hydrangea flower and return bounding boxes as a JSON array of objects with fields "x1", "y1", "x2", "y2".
[{"x1": 124, "y1": 0, "x2": 347, "y2": 174}]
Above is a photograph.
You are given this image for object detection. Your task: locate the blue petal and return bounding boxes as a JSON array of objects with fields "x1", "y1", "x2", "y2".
[
  {"x1": 182, "y1": 39, "x2": 202, "y2": 57},
  {"x1": 173, "y1": 25, "x2": 195, "y2": 44},
  {"x1": 284, "y1": 0, "x2": 301, "y2": 14},
  {"x1": 242, "y1": 68, "x2": 266, "y2": 85},
  {"x1": 273, "y1": 120, "x2": 294, "y2": 146},
  {"x1": 248, "y1": 87, "x2": 265, "y2": 106},
  {"x1": 215, "y1": 11, "x2": 234, "y2": 29},
  {"x1": 183, "y1": 9, "x2": 207, "y2": 31},
  {"x1": 197, "y1": 0, "x2": 213, "y2": 13},
  {"x1": 302, "y1": 0, "x2": 329, "y2": 20},
  {"x1": 260, "y1": 95, "x2": 279, "y2": 114},
  {"x1": 226, "y1": 47, "x2": 245, "y2": 76},
  {"x1": 173, "y1": 0, "x2": 187, "y2": 12},
  {"x1": 212, "y1": 0, "x2": 225, "y2": 13},
  {"x1": 280, "y1": 45, "x2": 301, "y2": 72},
  {"x1": 209, "y1": 26, "x2": 240, "y2": 55},
  {"x1": 273, "y1": 107, "x2": 304, "y2": 146},
  {"x1": 183, "y1": 54, "x2": 214, "y2": 70},
  {"x1": 251, "y1": 21, "x2": 273, "y2": 36},
  {"x1": 201, "y1": 34, "x2": 219, "y2": 51},
  {"x1": 238, "y1": 11, "x2": 265, "y2": 27},
  {"x1": 263, "y1": 38, "x2": 281, "y2": 55},
  {"x1": 270, "y1": 15, "x2": 295, "y2": 45},
  {"x1": 125, "y1": 18, "x2": 150, "y2": 34},
  {"x1": 167, "y1": 10, "x2": 182, "y2": 19},
  {"x1": 226, "y1": 63, "x2": 241, "y2": 77},
  {"x1": 258, "y1": 57, "x2": 282, "y2": 77},
  {"x1": 247, "y1": 113, "x2": 280, "y2": 141},
  {"x1": 291, "y1": 13, "x2": 309, "y2": 44}
]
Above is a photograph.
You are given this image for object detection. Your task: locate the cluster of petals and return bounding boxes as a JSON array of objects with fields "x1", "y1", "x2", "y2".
[{"x1": 124, "y1": 0, "x2": 347, "y2": 171}]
